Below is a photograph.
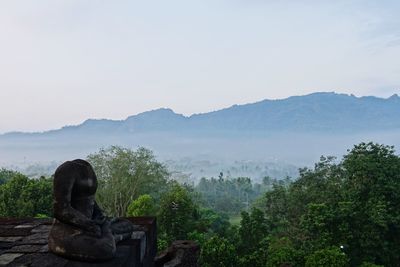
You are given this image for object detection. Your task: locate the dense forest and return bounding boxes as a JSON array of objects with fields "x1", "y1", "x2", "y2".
[{"x1": 1, "y1": 142, "x2": 399, "y2": 266}]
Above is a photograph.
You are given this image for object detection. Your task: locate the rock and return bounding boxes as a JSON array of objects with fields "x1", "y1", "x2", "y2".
[{"x1": 155, "y1": 240, "x2": 200, "y2": 267}]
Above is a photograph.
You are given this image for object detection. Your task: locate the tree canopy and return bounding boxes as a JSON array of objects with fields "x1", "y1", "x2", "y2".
[
  {"x1": 87, "y1": 146, "x2": 170, "y2": 216},
  {"x1": 0, "y1": 174, "x2": 52, "y2": 217}
]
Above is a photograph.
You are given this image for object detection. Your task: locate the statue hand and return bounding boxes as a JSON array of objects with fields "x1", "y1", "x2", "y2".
[
  {"x1": 86, "y1": 223, "x2": 102, "y2": 238},
  {"x1": 93, "y1": 216, "x2": 107, "y2": 225}
]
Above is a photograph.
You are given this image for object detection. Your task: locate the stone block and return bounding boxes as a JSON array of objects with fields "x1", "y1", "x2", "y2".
[{"x1": 0, "y1": 253, "x2": 23, "y2": 266}]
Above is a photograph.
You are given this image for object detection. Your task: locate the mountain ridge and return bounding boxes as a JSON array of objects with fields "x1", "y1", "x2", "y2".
[
  {"x1": 2, "y1": 91, "x2": 400, "y2": 166},
  {"x1": 2, "y1": 92, "x2": 400, "y2": 136}
]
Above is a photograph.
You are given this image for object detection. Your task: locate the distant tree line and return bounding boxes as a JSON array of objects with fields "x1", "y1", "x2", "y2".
[{"x1": 196, "y1": 173, "x2": 290, "y2": 215}]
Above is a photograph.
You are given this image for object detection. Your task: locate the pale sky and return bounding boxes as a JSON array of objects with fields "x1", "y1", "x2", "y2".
[{"x1": 0, "y1": 0, "x2": 399, "y2": 133}]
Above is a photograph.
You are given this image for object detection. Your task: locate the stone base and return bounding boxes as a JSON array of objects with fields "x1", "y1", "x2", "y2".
[{"x1": 0, "y1": 217, "x2": 157, "y2": 267}]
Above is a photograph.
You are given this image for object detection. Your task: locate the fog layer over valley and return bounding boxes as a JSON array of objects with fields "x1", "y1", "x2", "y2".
[{"x1": 1, "y1": 92, "x2": 400, "y2": 181}]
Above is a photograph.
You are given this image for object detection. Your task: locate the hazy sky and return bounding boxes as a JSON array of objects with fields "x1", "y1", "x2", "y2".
[{"x1": 0, "y1": 0, "x2": 399, "y2": 133}]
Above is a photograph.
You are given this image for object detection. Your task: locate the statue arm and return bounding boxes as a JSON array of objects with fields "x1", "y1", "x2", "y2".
[
  {"x1": 92, "y1": 201, "x2": 107, "y2": 225},
  {"x1": 53, "y1": 166, "x2": 99, "y2": 234}
]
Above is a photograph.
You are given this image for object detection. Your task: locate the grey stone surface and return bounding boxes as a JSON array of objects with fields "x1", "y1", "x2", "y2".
[
  {"x1": 31, "y1": 225, "x2": 52, "y2": 233},
  {"x1": 131, "y1": 231, "x2": 146, "y2": 262},
  {"x1": 8, "y1": 244, "x2": 44, "y2": 253},
  {"x1": 14, "y1": 224, "x2": 36, "y2": 229},
  {"x1": 7, "y1": 252, "x2": 68, "y2": 267},
  {"x1": 20, "y1": 233, "x2": 48, "y2": 245},
  {"x1": 39, "y1": 244, "x2": 49, "y2": 253},
  {"x1": 155, "y1": 240, "x2": 199, "y2": 267},
  {"x1": 0, "y1": 253, "x2": 23, "y2": 266},
  {"x1": 0, "y1": 237, "x2": 22, "y2": 243}
]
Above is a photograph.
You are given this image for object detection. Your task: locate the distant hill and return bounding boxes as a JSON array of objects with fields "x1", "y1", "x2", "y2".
[
  {"x1": 1, "y1": 92, "x2": 400, "y2": 169},
  {"x1": 4, "y1": 92, "x2": 400, "y2": 137},
  {"x1": 186, "y1": 92, "x2": 400, "y2": 133}
]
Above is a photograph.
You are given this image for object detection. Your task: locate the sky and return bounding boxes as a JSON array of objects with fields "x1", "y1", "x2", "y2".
[{"x1": 0, "y1": 0, "x2": 399, "y2": 133}]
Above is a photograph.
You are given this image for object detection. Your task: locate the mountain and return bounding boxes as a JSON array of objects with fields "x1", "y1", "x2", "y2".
[
  {"x1": 1, "y1": 92, "x2": 400, "y2": 167},
  {"x1": 188, "y1": 92, "x2": 400, "y2": 132},
  {"x1": 5, "y1": 92, "x2": 400, "y2": 136}
]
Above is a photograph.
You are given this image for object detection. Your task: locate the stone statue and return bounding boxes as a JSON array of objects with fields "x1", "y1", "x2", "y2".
[{"x1": 48, "y1": 159, "x2": 138, "y2": 261}]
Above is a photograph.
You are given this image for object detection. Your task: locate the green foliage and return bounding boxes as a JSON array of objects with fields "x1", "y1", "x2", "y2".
[
  {"x1": 2, "y1": 143, "x2": 399, "y2": 267},
  {"x1": 157, "y1": 236, "x2": 169, "y2": 252},
  {"x1": 0, "y1": 168, "x2": 20, "y2": 185},
  {"x1": 196, "y1": 176, "x2": 268, "y2": 215},
  {"x1": 187, "y1": 231, "x2": 208, "y2": 247},
  {"x1": 0, "y1": 174, "x2": 52, "y2": 217},
  {"x1": 34, "y1": 213, "x2": 50, "y2": 218},
  {"x1": 266, "y1": 237, "x2": 300, "y2": 267},
  {"x1": 300, "y1": 203, "x2": 335, "y2": 251},
  {"x1": 237, "y1": 208, "x2": 268, "y2": 255},
  {"x1": 263, "y1": 183, "x2": 290, "y2": 234},
  {"x1": 256, "y1": 142, "x2": 400, "y2": 266},
  {"x1": 238, "y1": 237, "x2": 269, "y2": 267},
  {"x1": 342, "y1": 143, "x2": 400, "y2": 266},
  {"x1": 87, "y1": 146, "x2": 169, "y2": 216},
  {"x1": 158, "y1": 142, "x2": 400, "y2": 266},
  {"x1": 126, "y1": 194, "x2": 156, "y2": 216},
  {"x1": 200, "y1": 236, "x2": 238, "y2": 267},
  {"x1": 195, "y1": 208, "x2": 230, "y2": 236},
  {"x1": 305, "y1": 247, "x2": 348, "y2": 267},
  {"x1": 359, "y1": 262, "x2": 384, "y2": 267},
  {"x1": 158, "y1": 183, "x2": 198, "y2": 242}
]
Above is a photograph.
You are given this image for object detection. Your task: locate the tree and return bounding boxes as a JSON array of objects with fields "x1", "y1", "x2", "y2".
[
  {"x1": 266, "y1": 237, "x2": 300, "y2": 267},
  {"x1": 263, "y1": 183, "x2": 290, "y2": 234},
  {"x1": 0, "y1": 168, "x2": 20, "y2": 185},
  {"x1": 238, "y1": 237, "x2": 269, "y2": 267},
  {"x1": 255, "y1": 142, "x2": 400, "y2": 266},
  {"x1": 200, "y1": 236, "x2": 238, "y2": 267},
  {"x1": 229, "y1": 208, "x2": 269, "y2": 267},
  {"x1": 359, "y1": 262, "x2": 384, "y2": 267},
  {"x1": 195, "y1": 176, "x2": 262, "y2": 215},
  {"x1": 300, "y1": 203, "x2": 336, "y2": 252},
  {"x1": 87, "y1": 146, "x2": 169, "y2": 216},
  {"x1": 305, "y1": 247, "x2": 348, "y2": 267},
  {"x1": 195, "y1": 208, "x2": 230, "y2": 236},
  {"x1": 342, "y1": 143, "x2": 400, "y2": 266},
  {"x1": 126, "y1": 194, "x2": 156, "y2": 216},
  {"x1": 237, "y1": 208, "x2": 268, "y2": 255},
  {"x1": 0, "y1": 174, "x2": 52, "y2": 217},
  {"x1": 158, "y1": 183, "x2": 197, "y2": 242}
]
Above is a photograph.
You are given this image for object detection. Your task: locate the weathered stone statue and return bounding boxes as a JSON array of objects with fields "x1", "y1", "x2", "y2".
[{"x1": 48, "y1": 159, "x2": 138, "y2": 261}]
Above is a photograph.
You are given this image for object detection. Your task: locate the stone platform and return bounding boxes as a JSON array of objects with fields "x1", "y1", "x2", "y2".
[{"x1": 0, "y1": 217, "x2": 157, "y2": 267}]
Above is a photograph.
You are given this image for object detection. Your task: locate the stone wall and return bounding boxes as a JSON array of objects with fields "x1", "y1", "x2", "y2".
[{"x1": 0, "y1": 217, "x2": 199, "y2": 267}]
